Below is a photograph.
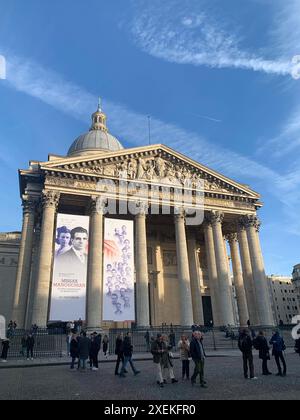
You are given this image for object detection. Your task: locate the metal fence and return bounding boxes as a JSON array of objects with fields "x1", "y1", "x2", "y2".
[
  {"x1": 4, "y1": 329, "x2": 65, "y2": 359},
  {"x1": 108, "y1": 326, "x2": 297, "y2": 355}
]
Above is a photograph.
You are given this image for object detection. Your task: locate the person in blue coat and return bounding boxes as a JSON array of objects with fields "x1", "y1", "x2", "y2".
[{"x1": 269, "y1": 331, "x2": 287, "y2": 377}]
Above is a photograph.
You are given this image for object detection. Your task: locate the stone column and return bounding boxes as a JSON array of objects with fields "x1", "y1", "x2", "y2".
[
  {"x1": 25, "y1": 221, "x2": 41, "y2": 330},
  {"x1": 154, "y1": 243, "x2": 165, "y2": 325},
  {"x1": 187, "y1": 231, "x2": 204, "y2": 325},
  {"x1": 227, "y1": 233, "x2": 249, "y2": 327},
  {"x1": 135, "y1": 203, "x2": 150, "y2": 327},
  {"x1": 87, "y1": 197, "x2": 105, "y2": 330},
  {"x1": 210, "y1": 211, "x2": 235, "y2": 326},
  {"x1": 242, "y1": 215, "x2": 275, "y2": 327},
  {"x1": 174, "y1": 210, "x2": 194, "y2": 326},
  {"x1": 203, "y1": 220, "x2": 220, "y2": 326},
  {"x1": 237, "y1": 223, "x2": 260, "y2": 326},
  {"x1": 12, "y1": 198, "x2": 36, "y2": 328},
  {"x1": 31, "y1": 191, "x2": 60, "y2": 326}
]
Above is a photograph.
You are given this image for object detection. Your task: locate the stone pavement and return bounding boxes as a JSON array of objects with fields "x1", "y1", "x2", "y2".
[{"x1": 0, "y1": 352, "x2": 300, "y2": 400}]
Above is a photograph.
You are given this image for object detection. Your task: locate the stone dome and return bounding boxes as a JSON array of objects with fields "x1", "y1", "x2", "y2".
[{"x1": 67, "y1": 101, "x2": 124, "y2": 157}]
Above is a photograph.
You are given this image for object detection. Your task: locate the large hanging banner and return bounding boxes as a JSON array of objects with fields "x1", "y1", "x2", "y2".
[
  {"x1": 103, "y1": 219, "x2": 135, "y2": 322},
  {"x1": 49, "y1": 214, "x2": 89, "y2": 322}
]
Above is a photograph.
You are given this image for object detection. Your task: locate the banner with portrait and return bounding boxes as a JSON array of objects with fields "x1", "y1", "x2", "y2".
[
  {"x1": 49, "y1": 214, "x2": 89, "y2": 322},
  {"x1": 103, "y1": 219, "x2": 135, "y2": 322}
]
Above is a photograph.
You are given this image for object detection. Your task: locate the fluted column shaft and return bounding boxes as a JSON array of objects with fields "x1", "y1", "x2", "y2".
[
  {"x1": 203, "y1": 221, "x2": 220, "y2": 326},
  {"x1": 87, "y1": 197, "x2": 104, "y2": 329},
  {"x1": 243, "y1": 215, "x2": 274, "y2": 327},
  {"x1": 13, "y1": 199, "x2": 36, "y2": 328},
  {"x1": 31, "y1": 191, "x2": 60, "y2": 326},
  {"x1": 174, "y1": 212, "x2": 194, "y2": 326},
  {"x1": 210, "y1": 212, "x2": 235, "y2": 326},
  {"x1": 187, "y1": 233, "x2": 204, "y2": 325},
  {"x1": 227, "y1": 233, "x2": 249, "y2": 327},
  {"x1": 238, "y1": 225, "x2": 259, "y2": 325},
  {"x1": 135, "y1": 206, "x2": 150, "y2": 327}
]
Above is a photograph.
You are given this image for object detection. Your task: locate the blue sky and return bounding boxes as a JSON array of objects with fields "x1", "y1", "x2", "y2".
[{"x1": 0, "y1": 0, "x2": 299, "y2": 275}]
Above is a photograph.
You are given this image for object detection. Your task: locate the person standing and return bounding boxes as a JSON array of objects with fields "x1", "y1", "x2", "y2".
[
  {"x1": 70, "y1": 333, "x2": 79, "y2": 370},
  {"x1": 144, "y1": 331, "x2": 150, "y2": 352},
  {"x1": 119, "y1": 334, "x2": 140, "y2": 378},
  {"x1": 26, "y1": 334, "x2": 35, "y2": 361},
  {"x1": 238, "y1": 329, "x2": 257, "y2": 380},
  {"x1": 190, "y1": 332, "x2": 207, "y2": 388},
  {"x1": 254, "y1": 331, "x2": 272, "y2": 376},
  {"x1": 1, "y1": 339, "x2": 10, "y2": 363},
  {"x1": 78, "y1": 332, "x2": 91, "y2": 371},
  {"x1": 270, "y1": 330, "x2": 287, "y2": 377},
  {"x1": 103, "y1": 335, "x2": 109, "y2": 358},
  {"x1": 178, "y1": 335, "x2": 190, "y2": 381},
  {"x1": 90, "y1": 332, "x2": 101, "y2": 371},
  {"x1": 66, "y1": 331, "x2": 72, "y2": 356},
  {"x1": 115, "y1": 334, "x2": 124, "y2": 376}
]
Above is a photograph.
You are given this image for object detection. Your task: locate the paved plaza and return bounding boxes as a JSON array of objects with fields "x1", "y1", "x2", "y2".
[{"x1": 0, "y1": 352, "x2": 300, "y2": 400}]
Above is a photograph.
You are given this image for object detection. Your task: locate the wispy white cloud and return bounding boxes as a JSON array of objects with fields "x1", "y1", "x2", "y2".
[
  {"x1": 2, "y1": 50, "x2": 300, "y2": 236},
  {"x1": 130, "y1": 0, "x2": 294, "y2": 77}
]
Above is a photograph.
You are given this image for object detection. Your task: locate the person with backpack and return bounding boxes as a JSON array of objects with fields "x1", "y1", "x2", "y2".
[
  {"x1": 254, "y1": 331, "x2": 272, "y2": 376},
  {"x1": 270, "y1": 330, "x2": 287, "y2": 377},
  {"x1": 238, "y1": 329, "x2": 257, "y2": 380},
  {"x1": 119, "y1": 334, "x2": 141, "y2": 378}
]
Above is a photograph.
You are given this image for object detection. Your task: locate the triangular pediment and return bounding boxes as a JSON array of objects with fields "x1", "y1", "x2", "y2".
[{"x1": 39, "y1": 144, "x2": 260, "y2": 199}]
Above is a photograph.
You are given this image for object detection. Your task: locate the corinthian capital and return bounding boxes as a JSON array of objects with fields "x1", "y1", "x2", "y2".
[
  {"x1": 42, "y1": 190, "x2": 60, "y2": 209},
  {"x1": 90, "y1": 196, "x2": 107, "y2": 215},
  {"x1": 209, "y1": 211, "x2": 224, "y2": 226},
  {"x1": 136, "y1": 200, "x2": 149, "y2": 216},
  {"x1": 225, "y1": 233, "x2": 238, "y2": 244},
  {"x1": 22, "y1": 197, "x2": 36, "y2": 215},
  {"x1": 240, "y1": 215, "x2": 261, "y2": 232}
]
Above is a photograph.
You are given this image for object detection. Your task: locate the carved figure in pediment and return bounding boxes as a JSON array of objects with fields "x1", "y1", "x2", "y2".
[
  {"x1": 137, "y1": 157, "x2": 147, "y2": 179},
  {"x1": 128, "y1": 159, "x2": 138, "y2": 180},
  {"x1": 155, "y1": 157, "x2": 167, "y2": 178},
  {"x1": 116, "y1": 161, "x2": 128, "y2": 178},
  {"x1": 145, "y1": 159, "x2": 156, "y2": 180},
  {"x1": 103, "y1": 165, "x2": 115, "y2": 176}
]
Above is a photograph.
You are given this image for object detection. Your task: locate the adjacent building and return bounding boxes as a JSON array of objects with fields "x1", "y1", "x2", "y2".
[{"x1": 268, "y1": 275, "x2": 300, "y2": 325}]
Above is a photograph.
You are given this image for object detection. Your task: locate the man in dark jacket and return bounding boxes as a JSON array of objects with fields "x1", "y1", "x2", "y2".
[
  {"x1": 1, "y1": 339, "x2": 10, "y2": 362},
  {"x1": 78, "y1": 332, "x2": 91, "y2": 371},
  {"x1": 270, "y1": 331, "x2": 287, "y2": 377},
  {"x1": 115, "y1": 334, "x2": 124, "y2": 375},
  {"x1": 119, "y1": 334, "x2": 140, "y2": 378},
  {"x1": 70, "y1": 333, "x2": 79, "y2": 370},
  {"x1": 238, "y1": 329, "x2": 257, "y2": 380},
  {"x1": 190, "y1": 332, "x2": 207, "y2": 388},
  {"x1": 90, "y1": 332, "x2": 101, "y2": 371},
  {"x1": 254, "y1": 331, "x2": 272, "y2": 376},
  {"x1": 26, "y1": 334, "x2": 35, "y2": 360}
]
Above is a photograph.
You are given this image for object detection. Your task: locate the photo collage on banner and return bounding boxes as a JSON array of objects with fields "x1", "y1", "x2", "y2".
[
  {"x1": 49, "y1": 214, "x2": 89, "y2": 322},
  {"x1": 103, "y1": 219, "x2": 135, "y2": 322}
]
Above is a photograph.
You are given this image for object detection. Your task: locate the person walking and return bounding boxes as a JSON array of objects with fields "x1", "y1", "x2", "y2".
[
  {"x1": 169, "y1": 329, "x2": 176, "y2": 350},
  {"x1": 151, "y1": 334, "x2": 177, "y2": 388},
  {"x1": 90, "y1": 332, "x2": 101, "y2": 371},
  {"x1": 254, "y1": 331, "x2": 272, "y2": 376},
  {"x1": 238, "y1": 329, "x2": 257, "y2": 380},
  {"x1": 119, "y1": 334, "x2": 141, "y2": 378},
  {"x1": 270, "y1": 330, "x2": 287, "y2": 377},
  {"x1": 26, "y1": 334, "x2": 35, "y2": 361},
  {"x1": 70, "y1": 333, "x2": 79, "y2": 370},
  {"x1": 115, "y1": 334, "x2": 124, "y2": 376},
  {"x1": 103, "y1": 335, "x2": 109, "y2": 358},
  {"x1": 78, "y1": 332, "x2": 91, "y2": 371},
  {"x1": 178, "y1": 335, "x2": 190, "y2": 381},
  {"x1": 190, "y1": 332, "x2": 207, "y2": 388},
  {"x1": 1, "y1": 339, "x2": 10, "y2": 363}
]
